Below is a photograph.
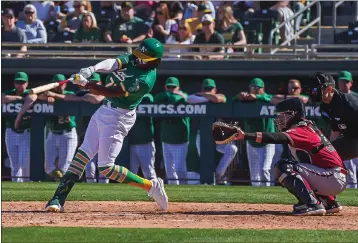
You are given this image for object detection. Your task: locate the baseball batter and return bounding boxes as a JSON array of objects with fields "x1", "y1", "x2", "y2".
[
  {"x1": 128, "y1": 92, "x2": 157, "y2": 180},
  {"x1": 232, "y1": 98, "x2": 347, "y2": 215},
  {"x1": 2, "y1": 72, "x2": 31, "y2": 182},
  {"x1": 45, "y1": 38, "x2": 168, "y2": 212},
  {"x1": 155, "y1": 77, "x2": 189, "y2": 185}
]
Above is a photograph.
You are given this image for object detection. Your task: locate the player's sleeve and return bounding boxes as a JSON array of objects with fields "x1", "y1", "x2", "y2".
[
  {"x1": 256, "y1": 93, "x2": 272, "y2": 103},
  {"x1": 115, "y1": 54, "x2": 130, "y2": 70},
  {"x1": 64, "y1": 91, "x2": 76, "y2": 95},
  {"x1": 143, "y1": 93, "x2": 154, "y2": 103},
  {"x1": 154, "y1": 92, "x2": 168, "y2": 103},
  {"x1": 282, "y1": 126, "x2": 309, "y2": 148}
]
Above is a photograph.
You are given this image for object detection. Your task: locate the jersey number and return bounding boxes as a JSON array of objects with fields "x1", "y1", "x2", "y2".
[
  {"x1": 112, "y1": 70, "x2": 126, "y2": 82},
  {"x1": 58, "y1": 116, "x2": 71, "y2": 124}
]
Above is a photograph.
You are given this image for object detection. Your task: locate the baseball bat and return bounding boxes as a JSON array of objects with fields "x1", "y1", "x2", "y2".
[{"x1": 29, "y1": 79, "x2": 71, "y2": 95}]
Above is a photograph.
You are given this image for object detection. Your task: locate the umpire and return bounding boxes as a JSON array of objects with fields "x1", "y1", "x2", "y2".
[{"x1": 309, "y1": 72, "x2": 358, "y2": 160}]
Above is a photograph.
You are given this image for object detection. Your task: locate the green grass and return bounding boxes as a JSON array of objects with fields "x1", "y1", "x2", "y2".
[
  {"x1": 2, "y1": 182, "x2": 358, "y2": 206},
  {"x1": 3, "y1": 227, "x2": 358, "y2": 243}
]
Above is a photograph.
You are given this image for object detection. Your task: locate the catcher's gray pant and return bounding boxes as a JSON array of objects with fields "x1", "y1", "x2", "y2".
[
  {"x1": 344, "y1": 159, "x2": 358, "y2": 188},
  {"x1": 246, "y1": 142, "x2": 276, "y2": 187},
  {"x1": 85, "y1": 155, "x2": 109, "y2": 183},
  {"x1": 196, "y1": 132, "x2": 238, "y2": 179},
  {"x1": 130, "y1": 141, "x2": 157, "y2": 180},
  {"x1": 162, "y1": 142, "x2": 188, "y2": 185},
  {"x1": 45, "y1": 128, "x2": 78, "y2": 175},
  {"x1": 5, "y1": 128, "x2": 31, "y2": 182}
]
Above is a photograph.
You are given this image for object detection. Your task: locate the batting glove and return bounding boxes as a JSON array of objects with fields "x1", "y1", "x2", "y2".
[
  {"x1": 79, "y1": 66, "x2": 95, "y2": 79},
  {"x1": 70, "y1": 74, "x2": 88, "y2": 86}
]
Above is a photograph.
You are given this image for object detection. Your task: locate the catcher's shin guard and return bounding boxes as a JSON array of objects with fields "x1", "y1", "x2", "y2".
[{"x1": 274, "y1": 159, "x2": 318, "y2": 205}]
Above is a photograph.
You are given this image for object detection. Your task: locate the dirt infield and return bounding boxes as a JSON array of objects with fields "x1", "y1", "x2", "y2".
[{"x1": 2, "y1": 201, "x2": 358, "y2": 230}]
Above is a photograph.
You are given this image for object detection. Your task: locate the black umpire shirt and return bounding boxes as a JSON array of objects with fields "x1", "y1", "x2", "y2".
[{"x1": 320, "y1": 90, "x2": 358, "y2": 138}]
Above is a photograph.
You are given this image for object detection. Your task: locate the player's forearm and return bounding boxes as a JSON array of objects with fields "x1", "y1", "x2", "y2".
[
  {"x1": 132, "y1": 34, "x2": 146, "y2": 43},
  {"x1": 50, "y1": 93, "x2": 66, "y2": 100},
  {"x1": 64, "y1": 94, "x2": 85, "y2": 102},
  {"x1": 85, "y1": 82, "x2": 128, "y2": 97},
  {"x1": 84, "y1": 94, "x2": 105, "y2": 104},
  {"x1": 244, "y1": 132, "x2": 290, "y2": 144},
  {"x1": 202, "y1": 93, "x2": 225, "y2": 103},
  {"x1": 187, "y1": 95, "x2": 209, "y2": 104},
  {"x1": 93, "y1": 59, "x2": 119, "y2": 73},
  {"x1": 1, "y1": 95, "x2": 24, "y2": 104},
  {"x1": 17, "y1": 94, "x2": 38, "y2": 117}
]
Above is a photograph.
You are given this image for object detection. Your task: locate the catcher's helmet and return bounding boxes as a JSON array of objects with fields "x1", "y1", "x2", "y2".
[
  {"x1": 274, "y1": 98, "x2": 305, "y2": 131},
  {"x1": 308, "y1": 72, "x2": 336, "y2": 102}
]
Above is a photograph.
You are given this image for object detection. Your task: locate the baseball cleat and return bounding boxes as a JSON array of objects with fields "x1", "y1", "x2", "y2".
[
  {"x1": 293, "y1": 203, "x2": 326, "y2": 216},
  {"x1": 316, "y1": 195, "x2": 343, "y2": 214},
  {"x1": 45, "y1": 198, "x2": 64, "y2": 213},
  {"x1": 148, "y1": 177, "x2": 168, "y2": 212}
]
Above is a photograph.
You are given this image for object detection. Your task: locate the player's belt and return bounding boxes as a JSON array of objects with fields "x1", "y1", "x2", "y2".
[
  {"x1": 51, "y1": 128, "x2": 73, "y2": 135},
  {"x1": 11, "y1": 128, "x2": 30, "y2": 134},
  {"x1": 103, "y1": 100, "x2": 119, "y2": 109}
]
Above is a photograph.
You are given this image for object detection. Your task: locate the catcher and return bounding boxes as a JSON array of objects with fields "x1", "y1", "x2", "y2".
[{"x1": 213, "y1": 98, "x2": 347, "y2": 216}]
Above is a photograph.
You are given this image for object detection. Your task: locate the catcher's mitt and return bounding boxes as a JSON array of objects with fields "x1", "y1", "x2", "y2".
[{"x1": 212, "y1": 122, "x2": 240, "y2": 144}]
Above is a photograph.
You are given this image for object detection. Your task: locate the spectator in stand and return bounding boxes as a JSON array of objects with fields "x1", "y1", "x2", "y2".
[
  {"x1": 165, "y1": 20, "x2": 196, "y2": 58},
  {"x1": 105, "y1": 2, "x2": 147, "y2": 44},
  {"x1": 74, "y1": 12, "x2": 101, "y2": 43},
  {"x1": 2, "y1": 2, "x2": 28, "y2": 19},
  {"x1": 184, "y1": 1, "x2": 215, "y2": 20},
  {"x1": 270, "y1": 1, "x2": 294, "y2": 44},
  {"x1": 152, "y1": 2, "x2": 171, "y2": 43},
  {"x1": 59, "y1": 0, "x2": 88, "y2": 32},
  {"x1": 192, "y1": 14, "x2": 225, "y2": 60},
  {"x1": 216, "y1": 4, "x2": 246, "y2": 53},
  {"x1": 163, "y1": 1, "x2": 184, "y2": 42},
  {"x1": 185, "y1": 3, "x2": 213, "y2": 35},
  {"x1": 336, "y1": 71, "x2": 358, "y2": 189},
  {"x1": 32, "y1": 1, "x2": 54, "y2": 23},
  {"x1": 2, "y1": 9, "x2": 27, "y2": 55},
  {"x1": 16, "y1": 4, "x2": 47, "y2": 44}
]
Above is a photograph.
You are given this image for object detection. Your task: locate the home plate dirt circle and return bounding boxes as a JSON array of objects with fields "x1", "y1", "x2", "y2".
[{"x1": 2, "y1": 202, "x2": 358, "y2": 230}]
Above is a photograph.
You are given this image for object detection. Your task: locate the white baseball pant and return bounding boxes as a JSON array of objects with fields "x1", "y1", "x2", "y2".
[
  {"x1": 79, "y1": 104, "x2": 136, "y2": 168},
  {"x1": 5, "y1": 128, "x2": 31, "y2": 182},
  {"x1": 45, "y1": 128, "x2": 78, "y2": 175},
  {"x1": 246, "y1": 142, "x2": 276, "y2": 186},
  {"x1": 196, "y1": 132, "x2": 238, "y2": 179},
  {"x1": 85, "y1": 154, "x2": 109, "y2": 183},
  {"x1": 162, "y1": 142, "x2": 188, "y2": 185},
  {"x1": 344, "y1": 159, "x2": 358, "y2": 189},
  {"x1": 130, "y1": 141, "x2": 157, "y2": 180}
]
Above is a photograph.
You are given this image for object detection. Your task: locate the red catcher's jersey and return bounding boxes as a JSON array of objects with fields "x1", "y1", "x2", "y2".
[{"x1": 283, "y1": 125, "x2": 344, "y2": 169}]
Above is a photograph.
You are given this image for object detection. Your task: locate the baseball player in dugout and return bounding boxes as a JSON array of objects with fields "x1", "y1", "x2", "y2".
[
  {"x1": 335, "y1": 71, "x2": 358, "y2": 188},
  {"x1": 128, "y1": 92, "x2": 157, "y2": 180},
  {"x1": 15, "y1": 74, "x2": 78, "y2": 181},
  {"x1": 45, "y1": 38, "x2": 168, "y2": 212},
  {"x1": 46, "y1": 73, "x2": 109, "y2": 183},
  {"x1": 155, "y1": 77, "x2": 189, "y2": 185},
  {"x1": 188, "y1": 78, "x2": 238, "y2": 185},
  {"x1": 1, "y1": 72, "x2": 31, "y2": 182},
  {"x1": 233, "y1": 78, "x2": 276, "y2": 186},
  {"x1": 308, "y1": 72, "x2": 358, "y2": 161},
  {"x1": 215, "y1": 98, "x2": 347, "y2": 215}
]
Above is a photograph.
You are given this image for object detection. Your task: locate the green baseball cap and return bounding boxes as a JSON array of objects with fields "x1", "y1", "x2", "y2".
[
  {"x1": 132, "y1": 38, "x2": 164, "y2": 62},
  {"x1": 14, "y1": 72, "x2": 28, "y2": 82},
  {"x1": 165, "y1": 77, "x2": 180, "y2": 87},
  {"x1": 198, "y1": 3, "x2": 212, "y2": 14},
  {"x1": 338, "y1": 71, "x2": 352, "y2": 81},
  {"x1": 52, "y1": 74, "x2": 66, "y2": 82},
  {"x1": 250, "y1": 78, "x2": 264, "y2": 88},
  {"x1": 202, "y1": 78, "x2": 216, "y2": 88},
  {"x1": 88, "y1": 72, "x2": 101, "y2": 82}
]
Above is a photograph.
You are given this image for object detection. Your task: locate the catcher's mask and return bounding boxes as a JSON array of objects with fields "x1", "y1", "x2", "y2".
[
  {"x1": 274, "y1": 98, "x2": 305, "y2": 131},
  {"x1": 308, "y1": 72, "x2": 335, "y2": 102}
]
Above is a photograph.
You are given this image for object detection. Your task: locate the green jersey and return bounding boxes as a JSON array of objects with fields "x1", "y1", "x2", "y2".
[
  {"x1": 74, "y1": 28, "x2": 102, "y2": 43},
  {"x1": 233, "y1": 93, "x2": 275, "y2": 147},
  {"x1": 217, "y1": 22, "x2": 244, "y2": 44},
  {"x1": 155, "y1": 91, "x2": 190, "y2": 144},
  {"x1": 104, "y1": 54, "x2": 156, "y2": 110},
  {"x1": 128, "y1": 93, "x2": 154, "y2": 145},
  {"x1": 4, "y1": 89, "x2": 31, "y2": 130},
  {"x1": 47, "y1": 91, "x2": 76, "y2": 132},
  {"x1": 109, "y1": 16, "x2": 147, "y2": 42}
]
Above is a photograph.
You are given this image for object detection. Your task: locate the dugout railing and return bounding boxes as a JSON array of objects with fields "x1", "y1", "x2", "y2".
[{"x1": 2, "y1": 101, "x2": 324, "y2": 184}]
